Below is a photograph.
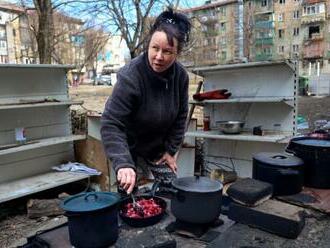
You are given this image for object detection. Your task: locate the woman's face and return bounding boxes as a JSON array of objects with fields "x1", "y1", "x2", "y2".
[{"x1": 148, "y1": 31, "x2": 178, "y2": 73}]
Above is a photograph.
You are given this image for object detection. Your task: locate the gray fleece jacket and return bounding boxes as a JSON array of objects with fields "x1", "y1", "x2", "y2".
[{"x1": 101, "y1": 53, "x2": 189, "y2": 173}]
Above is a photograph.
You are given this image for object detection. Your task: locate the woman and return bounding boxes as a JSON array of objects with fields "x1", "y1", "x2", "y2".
[{"x1": 101, "y1": 8, "x2": 191, "y2": 194}]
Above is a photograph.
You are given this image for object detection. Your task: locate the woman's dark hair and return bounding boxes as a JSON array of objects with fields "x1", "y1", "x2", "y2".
[{"x1": 148, "y1": 7, "x2": 191, "y2": 54}]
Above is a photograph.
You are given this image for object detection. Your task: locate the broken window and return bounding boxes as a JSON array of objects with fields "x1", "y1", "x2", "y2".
[{"x1": 309, "y1": 26, "x2": 320, "y2": 38}]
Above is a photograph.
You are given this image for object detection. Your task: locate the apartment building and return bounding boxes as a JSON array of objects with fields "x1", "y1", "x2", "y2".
[
  {"x1": 244, "y1": 0, "x2": 275, "y2": 61},
  {"x1": 181, "y1": 0, "x2": 244, "y2": 67},
  {"x1": 0, "y1": 2, "x2": 24, "y2": 63},
  {"x1": 300, "y1": 0, "x2": 327, "y2": 75}
]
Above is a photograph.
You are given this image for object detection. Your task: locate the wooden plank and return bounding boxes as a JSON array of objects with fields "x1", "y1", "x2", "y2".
[
  {"x1": 0, "y1": 171, "x2": 89, "y2": 203},
  {"x1": 185, "y1": 130, "x2": 289, "y2": 143},
  {"x1": 0, "y1": 134, "x2": 86, "y2": 156},
  {"x1": 75, "y1": 137, "x2": 112, "y2": 191},
  {"x1": 0, "y1": 100, "x2": 83, "y2": 110}
]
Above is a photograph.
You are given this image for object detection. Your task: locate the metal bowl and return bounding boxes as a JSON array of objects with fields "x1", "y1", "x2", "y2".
[{"x1": 217, "y1": 121, "x2": 245, "y2": 134}]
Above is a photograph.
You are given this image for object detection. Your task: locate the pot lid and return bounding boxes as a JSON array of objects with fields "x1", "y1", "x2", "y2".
[
  {"x1": 172, "y1": 176, "x2": 223, "y2": 193},
  {"x1": 292, "y1": 137, "x2": 330, "y2": 148},
  {"x1": 253, "y1": 152, "x2": 304, "y2": 167},
  {"x1": 61, "y1": 192, "x2": 120, "y2": 212}
]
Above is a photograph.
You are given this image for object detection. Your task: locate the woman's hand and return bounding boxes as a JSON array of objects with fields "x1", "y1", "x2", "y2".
[
  {"x1": 156, "y1": 152, "x2": 177, "y2": 173},
  {"x1": 117, "y1": 168, "x2": 136, "y2": 194}
]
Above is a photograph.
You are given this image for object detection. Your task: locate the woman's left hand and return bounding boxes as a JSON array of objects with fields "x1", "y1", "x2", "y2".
[{"x1": 156, "y1": 152, "x2": 177, "y2": 173}]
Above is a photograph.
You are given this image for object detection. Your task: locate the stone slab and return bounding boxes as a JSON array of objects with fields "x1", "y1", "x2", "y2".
[
  {"x1": 228, "y1": 199, "x2": 305, "y2": 238},
  {"x1": 227, "y1": 178, "x2": 273, "y2": 206}
]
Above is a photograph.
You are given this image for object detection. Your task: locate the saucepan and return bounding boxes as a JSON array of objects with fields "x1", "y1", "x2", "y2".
[{"x1": 216, "y1": 121, "x2": 245, "y2": 134}]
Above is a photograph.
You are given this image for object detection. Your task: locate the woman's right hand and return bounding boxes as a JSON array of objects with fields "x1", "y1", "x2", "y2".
[{"x1": 117, "y1": 168, "x2": 136, "y2": 194}]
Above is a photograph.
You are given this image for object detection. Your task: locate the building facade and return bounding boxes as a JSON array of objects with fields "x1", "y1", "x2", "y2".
[{"x1": 181, "y1": 0, "x2": 244, "y2": 67}]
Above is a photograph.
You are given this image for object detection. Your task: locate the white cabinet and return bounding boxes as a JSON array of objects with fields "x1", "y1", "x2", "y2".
[
  {"x1": 0, "y1": 64, "x2": 88, "y2": 203},
  {"x1": 185, "y1": 61, "x2": 297, "y2": 177}
]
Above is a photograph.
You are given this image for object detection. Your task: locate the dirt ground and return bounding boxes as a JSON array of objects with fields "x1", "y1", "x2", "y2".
[{"x1": 0, "y1": 84, "x2": 329, "y2": 248}]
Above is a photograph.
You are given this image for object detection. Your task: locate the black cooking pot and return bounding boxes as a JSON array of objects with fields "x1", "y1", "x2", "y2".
[
  {"x1": 253, "y1": 152, "x2": 304, "y2": 196},
  {"x1": 170, "y1": 176, "x2": 223, "y2": 224},
  {"x1": 61, "y1": 192, "x2": 120, "y2": 248},
  {"x1": 286, "y1": 136, "x2": 330, "y2": 188}
]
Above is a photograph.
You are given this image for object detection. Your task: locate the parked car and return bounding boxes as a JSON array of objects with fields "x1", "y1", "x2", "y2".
[{"x1": 94, "y1": 74, "x2": 112, "y2": 86}]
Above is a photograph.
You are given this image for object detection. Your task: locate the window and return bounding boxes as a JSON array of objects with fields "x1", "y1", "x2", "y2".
[
  {"x1": 279, "y1": 0, "x2": 285, "y2": 4},
  {"x1": 304, "y1": 4, "x2": 322, "y2": 15},
  {"x1": 218, "y1": 7, "x2": 226, "y2": 16},
  {"x1": 13, "y1": 29, "x2": 16, "y2": 37},
  {"x1": 278, "y1": 13, "x2": 284, "y2": 22},
  {"x1": 309, "y1": 26, "x2": 320, "y2": 38},
  {"x1": 278, "y1": 29, "x2": 284, "y2": 38},
  {"x1": 293, "y1": 10, "x2": 299, "y2": 19},
  {"x1": 221, "y1": 51, "x2": 227, "y2": 60},
  {"x1": 220, "y1": 22, "x2": 226, "y2": 32},
  {"x1": 220, "y1": 37, "x2": 226, "y2": 45},
  {"x1": 279, "y1": 46, "x2": 284, "y2": 53},
  {"x1": 0, "y1": 40, "x2": 7, "y2": 48},
  {"x1": 293, "y1": 27, "x2": 299, "y2": 36},
  {"x1": 261, "y1": 0, "x2": 267, "y2": 7}
]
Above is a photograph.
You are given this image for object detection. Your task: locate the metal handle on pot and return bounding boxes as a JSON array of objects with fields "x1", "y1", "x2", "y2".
[
  {"x1": 272, "y1": 155, "x2": 287, "y2": 160},
  {"x1": 84, "y1": 193, "x2": 98, "y2": 202}
]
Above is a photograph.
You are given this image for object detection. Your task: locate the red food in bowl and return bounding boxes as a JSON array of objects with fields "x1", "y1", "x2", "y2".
[{"x1": 122, "y1": 198, "x2": 162, "y2": 219}]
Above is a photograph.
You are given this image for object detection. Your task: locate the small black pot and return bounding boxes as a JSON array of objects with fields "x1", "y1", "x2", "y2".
[
  {"x1": 253, "y1": 152, "x2": 304, "y2": 196},
  {"x1": 170, "y1": 176, "x2": 223, "y2": 224},
  {"x1": 61, "y1": 192, "x2": 120, "y2": 248}
]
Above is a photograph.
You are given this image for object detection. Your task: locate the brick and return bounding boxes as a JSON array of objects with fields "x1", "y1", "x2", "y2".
[{"x1": 228, "y1": 199, "x2": 305, "y2": 239}]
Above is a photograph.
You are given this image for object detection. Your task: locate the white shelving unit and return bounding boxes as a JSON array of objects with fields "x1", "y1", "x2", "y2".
[
  {"x1": 0, "y1": 64, "x2": 87, "y2": 203},
  {"x1": 187, "y1": 61, "x2": 298, "y2": 177}
]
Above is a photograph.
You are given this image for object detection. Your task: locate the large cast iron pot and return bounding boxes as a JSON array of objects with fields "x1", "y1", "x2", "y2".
[
  {"x1": 253, "y1": 152, "x2": 304, "y2": 196},
  {"x1": 170, "y1": 176, "x2": 223, "y2": 224},
  {"x1": 286, "y1": 136, "x2": 330, "y2": 188},
  {"x1": 61, "y1": 192, "x2": 120, "y2": 248}
]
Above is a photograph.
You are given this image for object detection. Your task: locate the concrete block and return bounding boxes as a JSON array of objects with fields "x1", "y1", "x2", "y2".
[{"x1": 228, "y1": 199, "x2": 305, "y2": 239}]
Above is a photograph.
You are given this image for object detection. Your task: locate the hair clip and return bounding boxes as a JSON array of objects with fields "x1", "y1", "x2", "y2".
[{"x1": 165, "y1": 18, "x2": 176, "y2": 24}]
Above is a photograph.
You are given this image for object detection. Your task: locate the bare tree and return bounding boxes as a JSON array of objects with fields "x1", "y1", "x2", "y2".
[
  {"x1": 85, "y1": 0, "x2": 181, "y2": 59},
  {"x1": 33, "y1": 0, "x2": 54, "y2": 63}
]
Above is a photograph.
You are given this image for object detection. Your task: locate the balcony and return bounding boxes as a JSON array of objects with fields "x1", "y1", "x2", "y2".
[
  {"x1": 303, "y1": 40, "x2": 324, "y2": 59},
  {"x1": 255, "y1": 37, "x2": 274, "y2": 45},
  {"x1": 255, "y1": 21, "x2": 274, "y2": 29},
  {"x1": 301, "y1": 13, "x2": 326, "y2": 24},
  {"x1": 304, "y1": 33, "x2": 324, "y2": 42},
  {"x1": 255, "y1": 53, "x2": 273, "y2": 61},
  {"x1": 199, "y1": 15, "x2": 218, "y2": 24}
]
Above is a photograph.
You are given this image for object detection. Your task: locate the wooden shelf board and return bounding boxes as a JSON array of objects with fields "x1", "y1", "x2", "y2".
[
  {"x1": 0, "y1": 100, "x2": 83, "y2": 110},
  {"x1": 0, "y1": 171, "x2": 89, "y2": 203},
  {"x1": 185, "y1": 130, "x2": 290, "y2": 143},
  {"x1": 0, "y1": 134, "x2": 86, "y2": 156}
]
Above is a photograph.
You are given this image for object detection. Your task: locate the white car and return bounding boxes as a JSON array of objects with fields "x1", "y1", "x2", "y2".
[{"x1": 94, "y1": 74, "x2": 112, "y2": 86}]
